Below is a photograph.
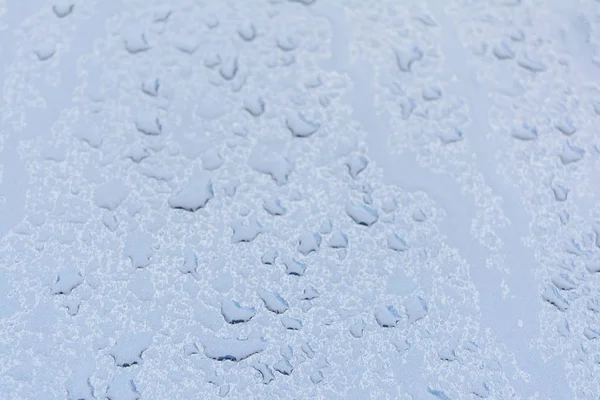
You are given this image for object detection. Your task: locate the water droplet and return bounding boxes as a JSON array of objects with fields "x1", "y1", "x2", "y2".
[
  {"x1": 493, "y1": 41, "x2": 515, "y2": 60},
  {"x1": 168, "y1": 173, "x2": 214, "y2": 212},
  {"x1": 238, "y1": 22, "x2": 257, "y2": 41},
  {"x1": 221, "y1": 300, "x2": 256, "y2": 324},
  {"x1": 346, "y1": 202, "x2": 378, "y2": 226},
  {"x1": 135, "y1": 112, "x2": 162, "y2": 136},
  {"x1": 559, "y1": 141, "x2": 585, "y2": 164},
  {"x1": 517, "y1": 55, "x2": 546, "y2": 72},
  {"x1": 259, "y1": 289, "x2": 289, "y2": 314},
  {"x1": 285, "y1": 110, "x2": 320, "y2": 138},
  {"x1": 542, "y1": 285, "x2": 569, "y2": 311},
  {"x1": 345, "y1": 154, "x2": 368, "y2": 179},
  {"x1": 511, "y1": 123, "x2": 538, "y2": 140},
  {"x1": 395, "y1": 45, "x2": 423, "y2": 72},
  {"x1": 53, "y1": 1, "x2": 74, "y2": 18}
]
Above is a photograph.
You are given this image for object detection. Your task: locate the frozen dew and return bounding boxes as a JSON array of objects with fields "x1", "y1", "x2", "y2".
[
  {"x1": 168, "y1": 173, "x2": 214, "y2": 211},
  {"x1": 438, "y1": 128, "x2": 464, "y2": 144},
  {"x1": 219, "y1": 385, "x2": 230, "y2": 397},
  {"x1": 207, "y1": 371, "x2": 224, "y2": 386},
  {"x1": 318, "y1": 217, "x2": 333, "y2": 234},
  {"x1": 263, "y1": 198, "x2": 286, "y2": 216},
  {"x1": 231, "y1": 216, "x2": 263, "y2": 243},
  {"x1": 392, "y1": 338, "x2": 409, "y2": 353},
  {"x1": 66, "y1": 375, "x2": 95, "y2": 400},
  {"x1": 414, "y1": 13, "x2": 437, "y2": 26},
  {"x1": 123, "y1": 231, "x2": 154, "y2": 269},
  {"x1": 238, "y1": 22, "x2": 257, "y2": 41},
  {"x1": 280, "y1": 345, "x2": 294, "y2": 361},
  {"x1": 142, "y1": 78, "x2": 160, "y2": 97},
  {"x1": 349, "y1": 319, "x2": 365, "y2": 338},
  {"x1": 251, "y1": 361, "x2": 275, "y2": 384},
  {"x1": 244, "y1": 94, "x2": 265, "y2": 117},
  {"x1": 289, "y1": 0, "x2": 316, "y2": 5},
  {"x1": 128, "y1": 274, "x2": 155, "y2": 301},
  {"x1": 346, "y1": 154, "x2": 368, "y2": 179},
  {"x1": 41, "y1": 144, "x2": 66, "y2": 162},
  {"x1": 298, "y1": 232, "x2": 322, "y2": 255},
  {"x1": 555, "y1": 117, "x2": 576, "y2": 136},
  {"x1": 281, "y1": 315, "x2": 303, "y2": 330},
  {"x1": 552, "y1": 183, "x2": 569, "y2": 202},
  {"x1": 463, "y1": 341, "x2": 479, "y2": 353},
  {"x1": 412, "y1": 208, "x2": 427, "y2": 222},
  {"x1": 542, "y1": 285, "x2": 569, "y2": 311},
  {"x1": 511, "y1": 124, "x2": 538, "y2": 140},
  {"x1": 220, "y1": 57, "x2": 239, "y2": 80},
  {"x1": 153, "y1": 6, "x2": 172, "y2": 22},
  {"x1": 204, "y1": 14, "x2": 220, "y2": 29},
  {"x1": 50, "y1": 266, "x2": 83, "y2": 295},
  {"x1": 248, "y1": 146, "x2": 293, "y2": 185},
  {"x1": 346, "y1": 202, "x2": 378, "y2": 226},
  {"x1": 471, "y1": 382, "x2": 490, "y2": 398},
  {"x1": 381, "y1": 197, "x2": 397, "y2": 213},
  {"x1": 587, "y1": 298, "x2": 600, "y2": 313},
  {"x1": 551, "y1": 273, "x2": 577, "y2": 290},
  {"x1": 106, "y1": 375, "x2": 141, "y2": 400},
  {"x1": 301, "y1": 341, "x2": 315, "y2": 358},
  {"x1": 559, "y1": 141, "x2": 585, "y2": 165},
  {"x1": 135, "y1": 112, "x2": 162, "y2": 136},
  {"x1": 399, "y1": 97, "x2": 416, "y2": 119},
  {"x1": 328, "y1": 231, "x2": 348, "y2": 248},
  {"x1": 274, "y1": 359, "x2": 293, "y2": 375},
  {"x1": 283, "y1": 257, "x2": 307, "y2": 276},
  {"x1": 517, "y1": 55, "x2": 546, "y2": 72},
  {"x1": 285, "y1": 110, "x2": 320, "y2": 138},
  {"x1": 594, "y1": 223, "x2": 600, "y2": 248},
  {"x1": 375, "y1": 305, "x2": 402, "y2": 327},
  {"x1": 405, "y1": 296, "x2": 428, "y2": 323},
  {"x1": 204, "y1": 52, "x2": 221, "y2": 68},
  {"x1": 93, "y1": 180, "x2": 130, "y2": 211},
  {"x1": 586, "y1": 262, "x2": 600, "y2": 274},
  {"x1": 558, "y1": 210, "x2": 570, "y2": 224},
  {"x1": 183, "y1": 343, "x2": 199, "y2": 357},
  {"x1": 109, "y1": 332, "x2": 154, "y2": 367},
  {"x1": 492, "y1": 41, "x2": 515, "y2": 60},
  {"x1": 102, "y1": 213, "x2": 119, "y2": 232},
  {"x1": 395, "y1": 45, "x2": 423, "y2": 72},
  {"x1": 74, "y1": 127, "x2": 102, "y2": 148},
  {"x1": 310, "y1": 369, "x2": 324, "y2": 384},
  {"x1": 510, "y1": 28, "x2": 525, "y2": 41},
  {"x1": 122, "y1": 23, "x2": 150, "y2": 53},
  {"x1": 422, "y1": 86, "x2": 442, "y2": 101},
  {"x1": 179, "y1": 248, "x2": 200, "y2": 278},
  {"x1": 301, "y1": 286, "x2": 319, "y2": 300},
  {"x1": 276, "y1": 35, "x2": 299, "y2": 52},
  {"x1": 221, "y1": 300, "x2": 257, "y2": 324},
  {"x1": 34, "y1": 41, "x2": 56, "y2": 61},
  {"x1": 438, "y1": 346, "x2": 457, "y2": 362},
  {"x1": 53, "y1": 1, "x2": 74, "y2": 18},
  {"x1": 202, "y1": 336, "x2": 267, "y2": 361},
  {"x1": 196, "y1": 95, "x2": 227, "y2": 121},
  {"x1": 387, "y1": 233, "x2": 409, "y2": 252},
  {"x1": 583, "y1": 327, "x2": 600, "y2": 340},
  {"x1": 259, "y1": 289, "x2": 289, "y2": 314},
  {"x1": 427, "y1": 387, "x2": 452, "y2": 400},
  {"x1": 173, "y1": 37, "x2": 199, "y2": 54},
  {"x1": 202, "y1": 148, "x2": 225, "y2": 171},
  {"x1": 261, "y1": 249, "x2": 279, "y2": 265},
  {"x1": 557, "y1": 319, "x2": 570, "y2": 337}
]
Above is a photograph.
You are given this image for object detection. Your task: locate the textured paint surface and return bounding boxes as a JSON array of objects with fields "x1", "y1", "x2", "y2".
[{"x1": 1, "y1": 1, "x2": 600, "y2": 399}]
